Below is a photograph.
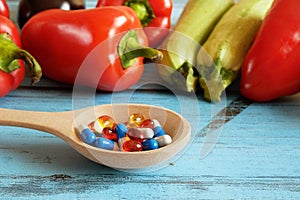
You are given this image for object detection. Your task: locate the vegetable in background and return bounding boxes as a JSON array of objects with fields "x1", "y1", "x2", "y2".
[
  {"x1": 0, "y1": 16, "x2": 42, "y2": 98},
  {"x1": 157, "y1": 0, "x2": 233, "y2": 92},
  {"x1": 197, "y1": 0, "x2": 274, "y2": 102},
  {"x1": 18, "y1": 0, "x2": 85, "y2": 28},
  {"x1": 21, "y1": 7, "x2": 162, "y2": 92},
  {"x1": 240, "y1": 0, "x2": 300, "y2": 102},
  {"x1": 0, "y1": 15, "x2": 20, "y2": 46},
  {"x1": 96, "y1": 0, "x2": 172, "y2": 47},
  {"x1": 0, "y1": 0, "x2": 9, "y2": 18}
]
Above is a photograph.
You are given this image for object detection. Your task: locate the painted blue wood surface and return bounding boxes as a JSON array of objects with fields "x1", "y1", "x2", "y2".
[{"x1": 1, "y1": 0, "x2": 300, "y2": 199}]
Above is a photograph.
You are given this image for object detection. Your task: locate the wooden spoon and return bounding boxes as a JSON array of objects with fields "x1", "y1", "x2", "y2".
[{"x1": 0, "y1": 104, "x2": 191, "y2": 170}]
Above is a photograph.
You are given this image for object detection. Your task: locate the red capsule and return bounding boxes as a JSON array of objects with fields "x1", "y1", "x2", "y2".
[
  {"x1": 140, "y1": 119, "x2": 155, "y2": 129},
  {"x1": 123, "y1": 140, "x2": 143, "y2": 152},
  {"x1": 102, "y1": 127, "x2": 118, "y2": 141}
]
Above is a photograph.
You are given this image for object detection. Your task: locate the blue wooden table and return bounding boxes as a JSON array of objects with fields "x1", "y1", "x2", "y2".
[{"x1": 1, "y1": 1, "x2": 300, "y2": 199}]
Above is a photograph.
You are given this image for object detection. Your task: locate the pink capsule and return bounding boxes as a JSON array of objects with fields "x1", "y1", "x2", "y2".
[
  {"x1": 127, "y1": 128, "x2": 143, "y2": 142},
  {"x1": 127, "y1": 128, "x2": 154, "y2": 142}
]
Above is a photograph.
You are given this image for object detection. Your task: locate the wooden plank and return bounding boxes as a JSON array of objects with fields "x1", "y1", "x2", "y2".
[
  {"x1": 0, "y1": 174, "x2": 299, "y2": 199},
  {"x1": 1, "y1": 90, "x2": 300, "y2": 199}
]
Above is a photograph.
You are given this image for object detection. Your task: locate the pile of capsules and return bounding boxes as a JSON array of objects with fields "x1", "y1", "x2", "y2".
[{"x1": 77, "y1": 113, "x2": 172, "y2": 152}]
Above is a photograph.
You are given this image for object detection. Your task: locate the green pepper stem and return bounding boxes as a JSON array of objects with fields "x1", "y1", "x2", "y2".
[
  {"x1": 0, "y1": 33, "x2": 42, "y2": 85},
  {"x1": 122, "y1": 38, "x2": 163, "y2": 61},
  {"x1": 119, "y1": 30, "x2": 163, "y2": 69},
  {"x1": 124, "y1": 0, "x2": 155, "y2": 27},
  {"x1": 19, "y1": 50, "x2": 42, "y2": 85}
]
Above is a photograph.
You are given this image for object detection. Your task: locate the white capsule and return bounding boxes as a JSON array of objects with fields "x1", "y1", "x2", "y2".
[
  {"x1": 152, "y1": 119, "x2": 161, "y2": 128},
  {"x1": 93, "y1": 120, "x2": 103, "y2": 133},
  {"x1": 76, "y1": 124, "x2": 96, "y2": 145},
  {"x1": 118, "y1": 136, "x2": 130, "y2": 151},
  {"x1": 112, "y1": 142, "x2": 120, "y2": 151},
  {"x1": 128, "y1": 128, "x2": 154, "y2": 140},
  {"x1": 77, "y1": 124, "x2": 88, "y2": 133},
  {"x1": 154, "y1": 134, "x2": 172, "y2": 147}
]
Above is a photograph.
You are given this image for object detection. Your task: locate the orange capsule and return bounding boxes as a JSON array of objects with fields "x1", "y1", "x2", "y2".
[
  {"x1": 94, "y1": 115, "x2": 115, "y2": 133},
  {"x1": 123, "y1": 140, "x2": 143, "y2": 152}
]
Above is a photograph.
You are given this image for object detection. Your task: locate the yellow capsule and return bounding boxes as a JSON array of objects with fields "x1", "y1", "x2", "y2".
[
  {"x1": 129, "y1": 113, "x2": 145, "y2": 127},
  {"x1": 94, "y1": 115, "x2": 115, "y2": 133}
]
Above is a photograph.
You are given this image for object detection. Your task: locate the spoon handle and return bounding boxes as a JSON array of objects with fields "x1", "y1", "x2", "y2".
[{"x1": 0, "y1": 108, "x2": 74, "y2": 139}]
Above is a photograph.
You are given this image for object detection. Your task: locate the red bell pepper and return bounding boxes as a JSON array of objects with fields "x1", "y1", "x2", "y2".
[
  {"x1": 240, "y1": 0, "x2": 300, "y2": 102},
  {"x1": 0, "y1": 0, "x2": 9, "y2": 18},
  {"x1": 0, "y1": 16, "x2": 42, "y2": 98},
  {"x1": 21, "y1": 6, "x2": 163, "y2": 91},
  {"x1": 0, "y1": 15, "x2": 20, "y2": 46},
  {"x1": 96, "y1": 0, "x2": 172, "y2": 47}
]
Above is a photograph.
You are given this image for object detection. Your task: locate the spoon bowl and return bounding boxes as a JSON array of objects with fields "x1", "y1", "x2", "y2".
[{"x1": 0, "y1": 104, "x2": 191, "y2": 170}]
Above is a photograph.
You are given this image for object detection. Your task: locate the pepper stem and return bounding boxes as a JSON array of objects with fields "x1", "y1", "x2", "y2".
[
  {"x1": 0, "y1": 33, "x2": 42, "y2": 85},
  {"x1": 124, "y1": 0, "x2": 155, "y2": 27},
  {"x1": 118, "y1": 30, "x2": 163, "y2": 69},
  {"x1": 19, "y1": 49, "x2": 42, "y2": 85}
]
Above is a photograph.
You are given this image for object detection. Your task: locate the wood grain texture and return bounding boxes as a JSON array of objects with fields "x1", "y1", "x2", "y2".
[
  {"x1": 1, "y1": 0, "x2": 300, "y2": 199},
  {"x1": 1, "y1": 89, "x2": 300, "y2": 199}
]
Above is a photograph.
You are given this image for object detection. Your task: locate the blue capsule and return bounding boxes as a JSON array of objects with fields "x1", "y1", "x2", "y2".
[
  {"x1": 115, "y1": 123, "x2": 128, "y2": 139},
  {"x1": 94, "y1": 137, "x2": 119, "y2": 151},
  {"x1": 153, "y1": 126, "x2": 166, "y2": 137},
  {"x1": 79, "y1": 126, "x2": 96, "y2": 145},
  {"x1": 142, "y1": 138, "x2": 159, "y2": 151}
]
